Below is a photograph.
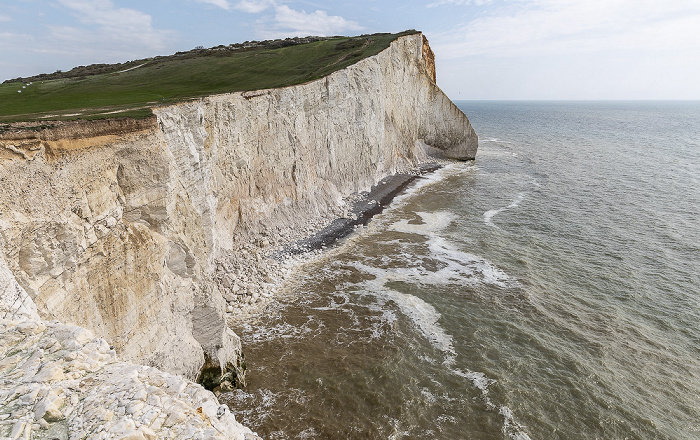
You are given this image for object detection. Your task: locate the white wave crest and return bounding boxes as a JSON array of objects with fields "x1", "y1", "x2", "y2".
[
  {"x1": 351, "y1": 268, "x2": 456, "y2": 363},
  {"x1": 481, "y1": 137, "x2": 513, "y2": 144},
  {"x1": 452, "y1": 368, "x2": 533, "y2": 440},
  {"x1": 387, "y1": 211, "x2": 511, "y2": 287},
  {"x1": 389, "y1": 211, "x2": 458, "y2": 234},
  {"x1": 347, "y1": 240, "x2": 529, "y2": 440},
  {"x1": 455, "y1": 369, "x2": 496, "y2": 395},
  {"x1": 500, "y1": 406, "x2": 533, "y2": 440},
  {"x1": 484, "y1": 192, "x2": 526, "y2": 229}
]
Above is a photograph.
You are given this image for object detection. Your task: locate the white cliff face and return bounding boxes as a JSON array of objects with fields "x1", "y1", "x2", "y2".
[
  {"x1": 0, "y1": 33, "x2": 476, "y2": 387},
  {"x1": 0, "y1": 128, "x2": 235, "y2": 382},
  {"x1": 0, "y1": 258, "x2": 39, "y2": 321},
  {"x1": 155, "y1": 34, "x2": 477, "y2": 298}
]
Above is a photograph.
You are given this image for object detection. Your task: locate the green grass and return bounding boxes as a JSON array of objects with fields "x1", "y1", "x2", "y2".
[{"x1": 0, "y1": 31, "x2": 417, "y2": 123}]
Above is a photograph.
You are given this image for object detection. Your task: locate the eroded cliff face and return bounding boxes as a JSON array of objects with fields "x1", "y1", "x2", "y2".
[
  {"x1": 155, "y1": 33, "x2": 476, "y2": 265},
  {"x1": 0, "y1": 126, "x2": 240, "y2": 382},
  {"x1": 0, "y1": 33, "x2": 476, "y2": 384},
  {"x1": 422, "y1": 35, "x2": 437, "y2": 83}
]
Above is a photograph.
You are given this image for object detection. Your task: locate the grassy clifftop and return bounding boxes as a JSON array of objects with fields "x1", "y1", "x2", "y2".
[{"x1": 0, "y1": 31, "x2": 418, "y2": 123}]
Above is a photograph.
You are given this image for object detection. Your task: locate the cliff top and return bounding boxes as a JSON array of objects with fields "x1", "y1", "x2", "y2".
[{"x1": 0, "y1": 30, "x2": 419, "y2": 124}]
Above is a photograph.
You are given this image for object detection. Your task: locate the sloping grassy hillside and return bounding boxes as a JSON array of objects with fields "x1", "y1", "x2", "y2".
[{"x1": 0, "y1": 31, "x2": 417, "y2": 123}]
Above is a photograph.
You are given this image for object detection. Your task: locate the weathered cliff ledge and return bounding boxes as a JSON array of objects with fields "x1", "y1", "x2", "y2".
[
  {"x1": 0, "y1": 32, "x2": 477, "y2": 404},
  {"x1": 0, "y1": 319, "x2": 260, "y2": 439}
]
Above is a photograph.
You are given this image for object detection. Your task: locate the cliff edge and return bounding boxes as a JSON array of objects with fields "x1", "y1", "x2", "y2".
[{"x1": 0, "y1": 32, "x2": 477, "y2": 400}]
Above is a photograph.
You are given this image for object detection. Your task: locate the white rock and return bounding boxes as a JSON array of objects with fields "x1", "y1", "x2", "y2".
[
  {"x1": 33, "y1": 391, "x2": 64, "y2": 422},
  {"x1": 16, "y1": 321, "x2": 46, "y2": 335},
  {"x1": 9, "y1": 420, "x2": 26, "y2": 439},
  {"x1": 126, "y1": 400, "x2": 145, "y2": 415},
  {"x1": 111, "y1": 418, "x2": 137, "y2": 434},
  {"x1": 104, "y1": 409, "x2": 115, "y2": 421},
  {"x1": 32, "y1": 365, "x2": 65, "y2": 383},
  {"x1": 133, "y1": 388, "x2": 148, "y2": 401}
]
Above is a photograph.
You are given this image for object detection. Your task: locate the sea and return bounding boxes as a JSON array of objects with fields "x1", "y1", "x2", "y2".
[{"x1": 223, "y1": 101, "x2": 700, "y2": 439}]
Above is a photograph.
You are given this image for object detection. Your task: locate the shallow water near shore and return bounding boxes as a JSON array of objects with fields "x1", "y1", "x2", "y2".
[{"x1": 224, "y1": 101, "x2": 700, "y2": 439}]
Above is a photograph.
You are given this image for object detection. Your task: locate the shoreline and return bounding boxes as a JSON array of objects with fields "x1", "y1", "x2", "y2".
[
  {"x1": 283, "y1": 163, "x2": 442, "y2": 256},
  {"x1": 223, "y1": 161, "x2": 449, "y2": 324}
]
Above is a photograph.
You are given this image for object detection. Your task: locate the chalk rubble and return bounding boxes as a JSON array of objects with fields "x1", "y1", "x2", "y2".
[{"x1": 0, "y1": 319, "x2": 260, "y2": 440}]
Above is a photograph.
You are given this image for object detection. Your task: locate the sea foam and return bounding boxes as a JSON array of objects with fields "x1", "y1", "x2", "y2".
[
  {"x1": 349, "y1": 262, "x2": 457, "y2": 363},
  {"x1": 388, "y1": 211, "x2": 511, "y2": 287},
  {"x1": 484, "y1": 192, "x2": 526, "y2": 229}
]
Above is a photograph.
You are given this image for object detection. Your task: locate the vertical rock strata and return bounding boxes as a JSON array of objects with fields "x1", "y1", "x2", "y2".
[{"x1": 0, "y1": 32, "x2": 477, "y2": 390}]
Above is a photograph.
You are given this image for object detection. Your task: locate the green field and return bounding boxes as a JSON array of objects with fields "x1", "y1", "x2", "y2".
[{"x1": 0, "y1": 31, "x2": 417, "y2": 123}]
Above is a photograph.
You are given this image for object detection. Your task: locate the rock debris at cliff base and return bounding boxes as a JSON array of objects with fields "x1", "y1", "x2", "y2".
[{"x1": 217, "y1": 161, "x2": 447, "y2": 322}]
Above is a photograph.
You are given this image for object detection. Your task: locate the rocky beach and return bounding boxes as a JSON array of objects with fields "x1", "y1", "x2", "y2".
[{"x1": 220, "y1": 162, "x2": 446, "y2": 319}]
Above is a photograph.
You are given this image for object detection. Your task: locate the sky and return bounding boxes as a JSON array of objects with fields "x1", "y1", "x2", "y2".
[{"x1": 1, "y1": 0, "x2": 700, "y2": 100}]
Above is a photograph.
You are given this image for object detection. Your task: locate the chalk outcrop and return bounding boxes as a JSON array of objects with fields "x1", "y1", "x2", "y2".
[
  {"x1": 0, "y1": 32, "x2": 476, "y2": 394},
  {"x1": 0, "y1": 319, "x2": 260, "y2": 439},
  {"x1": 0, "y1": 258, "x2": 39, "y2": 322}
]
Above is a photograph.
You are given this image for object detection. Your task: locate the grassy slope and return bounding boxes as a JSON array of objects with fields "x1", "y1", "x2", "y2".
[{"x1": 0, "y1": 31, "x2": 416, "y2": 123}]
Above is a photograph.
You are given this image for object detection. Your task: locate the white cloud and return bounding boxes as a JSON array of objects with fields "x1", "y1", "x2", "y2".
[
  {"x1": 427, "y1": 0, "x2": 492, "y2": 8},
  {"x1": 0, "y1": 13, "x2": 12, "y2": 22},
  {"x1": 429, "y1": 0, "x2": 700, "y2": 59},
  {"x1": 268, "y1": 5, "x2": 362, "y2": 37},
  {"x1": 53, "y1": 0, "x2": 174, "y2": 53},
  {"x1": 225, "y1": 2, "x2": 362, "y2": 38},
  {"x1": 233, "y1": 0, "x2": 274, "y2": 13},
  {"x1": 0, "y1": 0, "x2": 176, "y2": 78},
  {"x1": 59, "y1": 0, "x2": 149, "y2": 27},
  {"x1": 196, "y1": 0, "x2": 232, "y2": 10},
  {"x1": 430, "y1": 0, "x2": 700, "y2": 99},
  {"x1": 0, "y1": 32, "x2": 29, "y2": 49}
]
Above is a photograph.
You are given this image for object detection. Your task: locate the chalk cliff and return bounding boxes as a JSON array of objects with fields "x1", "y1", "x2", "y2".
[{"x1": 0, "y1": 32, "x2": 477, "y2": 395}]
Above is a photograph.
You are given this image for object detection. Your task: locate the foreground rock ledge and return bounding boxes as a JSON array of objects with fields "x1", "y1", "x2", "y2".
[{"x1": 0, "y1": 319, "x2": 260, "y2": 440}]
